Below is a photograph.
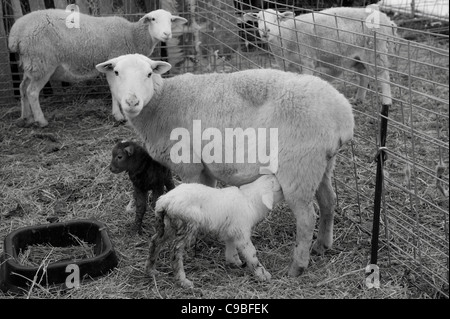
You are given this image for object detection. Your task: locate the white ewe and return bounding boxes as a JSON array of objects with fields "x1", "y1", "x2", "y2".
[
  {"x1": 145, "y1": 174, "x2": 284, "y2": 288},
  {"x1": 8, "y1": 9, "x2": 187, "y2": 127},
  {"x1": 96, "y1": 53, "x2": 354, "y2": 277},
  {"x1": 244, "y1": 6, "x2": 396, "y2": 106}
]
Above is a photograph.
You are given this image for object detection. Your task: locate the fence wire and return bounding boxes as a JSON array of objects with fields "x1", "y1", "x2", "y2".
[{"x1": 0, "y1": 0, "x2": 448, "y2": 298}]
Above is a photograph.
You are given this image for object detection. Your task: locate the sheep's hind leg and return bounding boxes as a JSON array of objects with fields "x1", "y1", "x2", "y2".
[
  {"x1": 312, "y1": 157, "x2": 336, "y2": 255},
  {"x1": 132, "y1": 188, "x2": 148, "y2": 234},
  {"x1": 354, "y1": 62, "x2": 369, "y2": 105},
  {"x1": 145, "y1": 213, "x2": 170, "y2": 275},
  {"x1": 18, "y1": 75, "x2": 33, "y2": 127},
  {"x1": 170, "y1": 221, "x2": 195, "y2": 288},
  {"x1": 235, "y1": 236, "x2": 271, "y2": 281},
  {"x1": 26, "y1": 70, "x2": 56, "y2": 128}
]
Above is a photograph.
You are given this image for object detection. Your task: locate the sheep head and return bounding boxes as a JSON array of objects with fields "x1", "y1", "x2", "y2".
[
  {"x1": 243, "y1": 9, "x2": 295, "y2": 40},
  {"x1": 140, "y1": 9, "x2": 188, "y2": 42},
  {"x1": 96, "y1": 54, "x2": 171, "y2": 119}
]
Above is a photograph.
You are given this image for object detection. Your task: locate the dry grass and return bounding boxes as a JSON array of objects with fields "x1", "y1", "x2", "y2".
[{"x1": 0, "y1": 92, "x2": 438, "y2": 300}]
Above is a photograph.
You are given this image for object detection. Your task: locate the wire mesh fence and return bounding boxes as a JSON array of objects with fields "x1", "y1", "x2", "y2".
[{"x1": 0, "y1": 0, "x2": 448, "y2": 298}]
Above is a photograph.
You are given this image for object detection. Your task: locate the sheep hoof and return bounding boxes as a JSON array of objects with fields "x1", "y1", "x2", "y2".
[
  {"x1": 311, "y1": 240, "x2": 330, "y2": 256},
  {"x1": 288, "y1": 264, "x2": 305, "y2": 277},
  {"x1": 180, "y1": 279, "x2": 194, "y2": 289},
  {"x1": 16, "y1": 118, "x2": 35, "y2": 128},
  {"x1": 255, "y1": 269, "x2": 272, "y2": 281}
]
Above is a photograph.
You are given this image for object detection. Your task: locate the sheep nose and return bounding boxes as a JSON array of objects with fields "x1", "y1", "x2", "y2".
[
  {"x1": 125, "y1": 96, "x2": 139, "y2": 107},
  {"x1": 163, "y1": 31, "x2": 172, "y2": 39}
]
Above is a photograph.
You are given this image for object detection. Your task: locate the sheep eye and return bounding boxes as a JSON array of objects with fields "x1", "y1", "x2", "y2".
[
  {"x1": 151, "y1": 17, "x2": 156, "y2": 21},
  {"x1": 117, "y1": 155, "x2": 122, "y2": 160},
  {"x1": 147, "y1": 73, "x2": 152, "y2": 78},
  {"x1": 114, "y1": 71, "x2": 119, "y2": 76}
]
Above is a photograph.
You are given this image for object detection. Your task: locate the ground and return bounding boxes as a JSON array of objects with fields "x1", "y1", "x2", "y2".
[{"x1": 0, "y1": 91, "x2": 439, "y2": 299}]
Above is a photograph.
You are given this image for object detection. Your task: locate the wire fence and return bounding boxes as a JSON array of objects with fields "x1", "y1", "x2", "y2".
[{"x1": 0, "y1": 0, "x2": 448, "y2": 298}]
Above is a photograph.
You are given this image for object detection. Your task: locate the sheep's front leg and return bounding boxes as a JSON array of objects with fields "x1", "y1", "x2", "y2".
[
  {"x1": 235, "y1": 235, "x2": 271, "y2": 281},
  {"x1": 133, "y1": 188, "x2": 148, "y2": 234},
  {"x1": 111, "y1": 96, "x2": 126, "y2": 123},
  {"x1": 224, "y1": 239, "x2": 243, "y2": 267}
]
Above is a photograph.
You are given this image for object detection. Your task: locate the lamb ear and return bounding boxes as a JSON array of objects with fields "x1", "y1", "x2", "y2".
[
  {"x1": 171, "y1": 15, "x2": 188, "y2": 25},
  {"x1": 124, "y1": 145, "x2": 134, "y2": 156},
  {"x1": 150, "y1": 61, "x2": 172, "y2": 75},
  {"x1": 243, "y1": 12, "x2": 259, "y2": 22},
  {"x1": 278, "y1": 11, "x2": 295, "y2": 22},
  {"x1": 261, "y1": 192, "x2": 274, "y2": 210}
]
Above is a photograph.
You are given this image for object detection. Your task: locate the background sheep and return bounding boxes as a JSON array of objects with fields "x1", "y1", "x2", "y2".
[
  {"x1": 243, "y1": 6, "x2": 396, "y2": 106},
  {"x1": 96, "y1": 53, "x2": 354, "y2": 277},
  {"x1": 145, "y1": 174, "x2": 284, "y2": 288},
  {"x1": 8, "y1": 9, "x2": 187, "y2": 128},
  {"x1": 109, "y1": 140, "x2": 175, "y2": 234}
]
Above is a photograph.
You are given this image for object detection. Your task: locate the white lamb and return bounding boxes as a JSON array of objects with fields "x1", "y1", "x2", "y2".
[
  {"x1": 244, "y1": 6, "x2": 397, "y2": 106},
  {"x1": 95, "y1": 53, "x2": 355, "y2": 277},
  {"x1": 8, "y1": 9, "x2": 187, "y2": 127},
  {"x1": 145, "y1": 174, "x2": 284, "y2": 288}
]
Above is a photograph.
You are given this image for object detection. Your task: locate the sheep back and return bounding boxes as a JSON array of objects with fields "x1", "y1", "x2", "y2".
[
  {"x1": 131, "y1": 68, "x2": 354, "y2": 186},
  {"x1": 8, "y1": 9, "x2": 152, "y2": 81}
]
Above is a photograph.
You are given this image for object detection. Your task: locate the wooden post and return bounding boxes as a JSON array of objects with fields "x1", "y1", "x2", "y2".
[
  {"x1": 29, "y1": 0, "x2": 47, "y2": 11},
  {"x1": 10, "y1": 0, "x2": 23, "y2": 19},
  {"x1": 144, "y1": 0, "x2": 159, "y2": 12},
  {"x1": 98, "y1": 0, "x2": 113, "y2": 15},
  {"x1": 124, "y1": 0, "x2": 141, "y2": 22},
  {"x1": 75, "y1": 0, "x2": 90, "y2": 14},
  {"x1": 54, "y1": 0, "x2": 68, "y2": 10},
  {"x1": 0, "y1": 1, "x2": 16, "y2": 105}
]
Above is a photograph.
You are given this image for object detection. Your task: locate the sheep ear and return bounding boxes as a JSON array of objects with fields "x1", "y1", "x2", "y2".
[
  {"x1": 261, "y1": 192, "x2": 274, "y2": 210},
  {"x1": 243, "y1": 12, "x2": 259, "y2": 22},
  {"x1": 139, "y1": 15, "x2": 151, "y2": 24},
  {"x1": 96, "y1": 59, "x2": 118, "y2": 73},
  {"x1": 278, "y1": 11, "x2": 295, "y2": 22},
  {"x1": 123, "y1": 145, "x2": 134, "y2": 156},
  {"x1": 150, "y1": 61, "x2": 172, "y2": 75},
  {"x1": 171, "y1": 15, "x2": 188, "y2": 25}
]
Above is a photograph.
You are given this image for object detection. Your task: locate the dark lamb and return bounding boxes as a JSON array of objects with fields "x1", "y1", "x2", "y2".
[{"x1": 110, "y1": 140, "x2": 175, "y2": 234}]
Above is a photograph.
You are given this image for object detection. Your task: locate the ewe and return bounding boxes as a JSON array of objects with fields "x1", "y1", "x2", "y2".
[
  {"x1": 109, "y1": 140, "x2": 175, "y2": 234},
  {"x1": 96, "y1": 53, "x2": 354, "y2": 277},
  {"x1": 8, "y1": 9, "x2": 187, "y2": 127},
  {"x1": 244, "y1": 6, "x2": 397, "y2": 106},
  {"x1": 145, "y1": 174, "x2": 284, "y2": 288}
]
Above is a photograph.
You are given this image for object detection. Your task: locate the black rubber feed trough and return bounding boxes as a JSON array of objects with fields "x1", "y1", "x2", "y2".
[{"x1": 0, "y1": 219, "x2": 118, "y2": 294}]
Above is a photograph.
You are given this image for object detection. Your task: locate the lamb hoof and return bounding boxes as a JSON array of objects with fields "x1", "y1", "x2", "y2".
[
  {"x1": 180, "y1": 279, "x2": 194, "y2": 289},
  {"x1": 288, "y1": 264, "x2": 305, "y2": 277}
]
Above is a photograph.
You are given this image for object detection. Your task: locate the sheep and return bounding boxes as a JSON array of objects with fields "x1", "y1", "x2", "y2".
[
  {"x1": 8, "y1": 9, "x2": 187, "y2": 128},
  {"x1": 109, "y1": 140, "x2": 175, "y2": 234},
  {"x1": 95, "y1": 53, "x2": 355, "y2": 277},
  {"x1": 243, "y1": 6, "x2": 396, "y2": 106},
  {"x1": 145, "y1": 174, "x2": 284, "y2": 288}
]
